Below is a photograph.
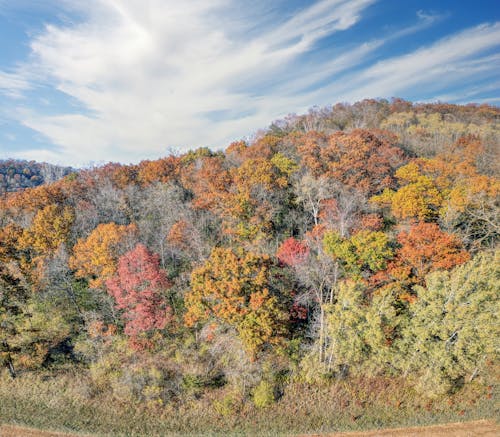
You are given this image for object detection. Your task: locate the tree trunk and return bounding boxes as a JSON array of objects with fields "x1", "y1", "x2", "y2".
[{"x1": 318, "y1": 304, "x2": 325, "y2": 363}]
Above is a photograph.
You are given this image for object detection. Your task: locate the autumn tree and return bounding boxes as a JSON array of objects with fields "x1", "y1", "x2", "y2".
[
  {"x1": 184, "y1": 247, "x2": 291, "y2": 357},
  {"x1": 371, "y1": 162, "x2": 443, "y2": 221},
  {"x1": 276, "y1": 237, "x2": 309, "y2": 267},
  {"x1": 70, "y1": 222, "x2": 137, "y2": 289},
  {"x1": 136, "y1": 156, "x2": 180, "y2": 186},
  {"x1": 372, "y1": 136, "x2": 499, "y2": 244},
  {"x1": 391, "y1": 222, "x2": 470, "y2": 283},
  {"x1": 19, "y1": 204, "x2": 74, "y2": 256},
  {"x1": 106, "y1": 244, "x2": 171, "y2": 345},
  {"x1": 222, "y1": 157, "x2": 292, "y2": 243},
  {"x1": 298, "y1": 129, "x2": 406, "y2": 195}
]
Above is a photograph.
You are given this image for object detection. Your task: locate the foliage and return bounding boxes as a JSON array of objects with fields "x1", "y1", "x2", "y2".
[
  {"x1": 185, "y1": 247, "x2": 291, "y2": 356},
  {"x1": 19, "y1": 204, "x2": 74, "y2": 256},
  {"x1": 106, "y1": 244, "x2": 172, "y2": 344},
  {"x1": 0, "y1": 99, "x2": 498, "y2": 433},
  {"x1": 391, "y1": 222, "x2": 470, "y2": 283},
  {"x1": 406, "y1": 251, "x2": 499, "y2": 396},
  {"x1": 276, "y1": 237, "x2": 309, "y2": 266},
  {"x1": 70, "y1": 223, "x2": 137, "y2": 289},
  {"x1": 323, "y1": 230, "x2": 393, "y2": 278}
]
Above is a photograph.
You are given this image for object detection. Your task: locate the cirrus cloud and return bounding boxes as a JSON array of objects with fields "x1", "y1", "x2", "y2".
[{"x1": 1, "y1": 0, "x2": 499, "y2": 166}]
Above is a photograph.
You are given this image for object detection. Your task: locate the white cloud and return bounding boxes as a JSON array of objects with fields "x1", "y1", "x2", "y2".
[
  {"x1": 327, "y1": 23, "x2": 500, "y2": 102},
  {"x1": 11, "y1": 0, "x2": 377, "y2": 165},
  {"x1": 0, "y1": 71, "x2": 30, "y2": 98},
  {"x1": 2, "y1": 1, "x2": 499, "y2": 166}
]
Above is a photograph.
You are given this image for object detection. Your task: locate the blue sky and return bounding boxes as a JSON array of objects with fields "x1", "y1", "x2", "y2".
[{"x1": 0, "y1": 0, "x2": 499, "y2": 166}]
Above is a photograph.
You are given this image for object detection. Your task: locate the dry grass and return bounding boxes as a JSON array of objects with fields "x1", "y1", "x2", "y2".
[
  {"x1": 301, "y1": 419, "x2": 499, "y2": 436},
  {"x1": 0, "y1": 424, "x2": 85, "y2": 437},
  {"x1": 0, "y1": 369, "x2": 497, "y2": 436},
  {"x1": 1, "y1": 420, "x2": 498, "y2": 437}
]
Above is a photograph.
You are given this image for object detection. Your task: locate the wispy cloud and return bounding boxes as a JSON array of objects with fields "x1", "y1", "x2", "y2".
[
  {"x1": 326, "y1": 22, "x2": 500, "y2": 102},
  {"x1": 12, "y1": 0, "x2": 377, "y2": 165},
  {"x1": 0, "y1": 70, "x2": 30, "y2": 98},
  {"x1": 1, "y1": 1, "x2": 499, "y2": 166}
]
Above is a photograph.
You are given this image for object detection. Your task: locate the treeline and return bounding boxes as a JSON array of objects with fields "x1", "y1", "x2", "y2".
[
  {"x1": 0, "y1": 159, "x2": 73, "y2": 194},
  {"x1": 0, "y1": 99, "x2": 498, "y2": 420}
]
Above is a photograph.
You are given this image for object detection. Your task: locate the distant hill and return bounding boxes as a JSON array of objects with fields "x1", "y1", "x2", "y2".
[{"x1": 0, "y1": 159, "x2": 73, "y2": 194}]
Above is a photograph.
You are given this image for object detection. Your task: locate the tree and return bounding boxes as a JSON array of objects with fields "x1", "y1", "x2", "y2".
[
  {"x1": 0, "y1": 260, "x2": 72, "y2": 374},
  {"x1": 70, "y1": 222, "x2": 137, "y2": 289},
  {"x1": 372, "y1": 162, "x2": 443, "y2": 221},
  {"x1": 324, "y1": 280, "x2": 367, "y2": 374},
  {"x1": 16, "y1": 204, "x2": 75, "y2": 284},
  {"x1": 298, "y1": 129, "x2": 406, "y2": 195},
  {"x1": 405, "y1": 251, "x2": 499, "y2": 395},
  {"x1": 223, "y1": 157, "x2": 292, "y2": 243},
  {"x1": 132, "y1": 182, "x2": 188, "y2": 268},
  {"x1": 106, "y1": 244, "x2": 171, "y2": 345},
  {"x1": 184, "y1": 247, "x2": 290, "y2": 357},
  {"x1": 294, "y1": 174, "x2": 334, "y2": 228},
  {"x1": 291, "y1": 236, "x2": 339, "y2": 364},
  {"x1": 19, "y1": 204, "x2": 74, "y2": 256},
  {"x1": 136, "y1": 156, "x2": 180, "y2": 186},
  {"x1": 276, "y1": 237, "x2": 309, "y2": 267},
  {"x1": 392, "y1": 222, "x2": 469, "y2": 282},
  {"x1": 371, "y1": 137, "x2": 499, "y2": 239},
  {"x1": 323, "y1": 230, "x2": 393, "y2": 279}
]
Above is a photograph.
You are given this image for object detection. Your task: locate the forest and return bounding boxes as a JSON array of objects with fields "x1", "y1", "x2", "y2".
[
  {"x1": 0, "y1": 99, "x2": 498, "y2": 436},
  {"x1": 0, "y1": 160, "x2": 73, "y2": 195}
]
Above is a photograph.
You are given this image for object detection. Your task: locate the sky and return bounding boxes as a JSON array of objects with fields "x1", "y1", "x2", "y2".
[{"x1": 0, "y1": 0, "x2": 499, "y2": 167}]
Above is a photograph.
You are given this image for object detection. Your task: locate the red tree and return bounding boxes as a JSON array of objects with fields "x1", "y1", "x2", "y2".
[
  {"x1": 277, "y1": 237, "x2": 310, "y2": 267},
  {"x1": 106, "y1": 244, "x2": 171, "y2": 339}
]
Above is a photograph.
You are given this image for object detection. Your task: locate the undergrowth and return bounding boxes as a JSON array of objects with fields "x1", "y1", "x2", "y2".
[{"x1": 0, "y1": 369, "x2": 498, "y2": 436}]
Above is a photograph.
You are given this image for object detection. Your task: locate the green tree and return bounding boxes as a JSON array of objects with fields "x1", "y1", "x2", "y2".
[
  {"x1": 323, "y1": 230, "x2": 393, "y2": 279},
  {"x1": 405, "y1": 251, "x2": 499, "y2": 395},
  {"x1": 323, "y1": 280, "x2": 367, "y2": 374}
]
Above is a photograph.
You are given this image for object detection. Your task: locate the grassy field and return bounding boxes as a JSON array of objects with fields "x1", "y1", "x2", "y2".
[
  {"x1": 1, "y1": 420, "x2": 498, "y2": 437},
  {"x1": 0, "y1": 370, "x2": 498, "y2": 436}
]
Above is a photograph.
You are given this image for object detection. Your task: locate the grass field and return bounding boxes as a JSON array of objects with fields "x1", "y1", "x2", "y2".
[
  {"x1": 0, "y1": 369, "x2": 498, "y2": 436},
  {"x1": 1, "y1": 420, "x2": 498, "y2": 437}
]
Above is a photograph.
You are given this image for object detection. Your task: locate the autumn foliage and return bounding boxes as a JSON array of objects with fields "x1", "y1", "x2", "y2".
[
  {"x1": 0, "y1": 99, "x2": 498, "y2": 421},
  {"x1": 185, "y1": 247, "x2": 291, "y2": 355},
  {"x1": 277, "y1": 237, "x2": 310, "y2": 266},
  {"x1": 106, "y1": 244, "x2": 171, "y2": 341},
  {"x1": 70, "y1": 222, "x2": 137, "y2": 288},
  {"x1": 393, "y1": 222, "x2": 470, "y2": 280}
]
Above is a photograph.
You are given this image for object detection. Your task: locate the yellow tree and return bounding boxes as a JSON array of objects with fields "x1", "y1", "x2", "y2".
[
  {"x1": 184, "y1": 247, "x2": 291, "y2": 357},
  {"x1": 70, "y1": 222, "x2": 137, "y2": 289},
  {"x1": 372, "y1": 136, "x2": 499, "y2": 238},
  {"x1": 19, "y1": 204, "x2": 74, "y2": 255}
]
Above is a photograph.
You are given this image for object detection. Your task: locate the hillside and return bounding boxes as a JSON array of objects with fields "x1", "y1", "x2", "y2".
[
  {"x1": 0, "y1": 99, "x2": 498, "y2": 436},
  {"x1": 0, "y1": 160, "x2": 73, "y2": 195}
]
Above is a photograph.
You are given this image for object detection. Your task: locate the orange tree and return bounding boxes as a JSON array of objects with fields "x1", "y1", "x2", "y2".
[{"x1": 375, "y1": 222, "x2": 471, "y2": 301}]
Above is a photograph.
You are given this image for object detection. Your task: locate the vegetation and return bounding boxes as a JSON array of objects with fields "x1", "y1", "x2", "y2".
[
  {"x1": 0, "y1": 99, "x2": 498, "y2": 435},
  {"x1": 0, "y1": 160, "x2": 73, "y2": 195}
]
